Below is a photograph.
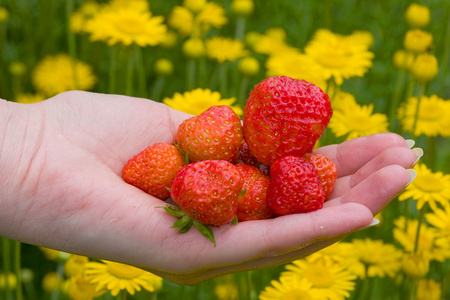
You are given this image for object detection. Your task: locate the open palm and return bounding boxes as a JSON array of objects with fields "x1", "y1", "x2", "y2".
[{"x1": 0, "y1": 91, "x2": 419, "y2": 285}]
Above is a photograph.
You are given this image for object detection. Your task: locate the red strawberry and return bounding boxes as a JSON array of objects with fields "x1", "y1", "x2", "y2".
[
  {"x1": 164, "y1": 160, "x2": 243, "y2": 245},
  {"x1": 238, "y1": 141, "x2": 261, "y2": 168},
  {"x1": 243, "y1": 76, "x2": 333, "y2": 166},
  {"x1": 122, "y1": 143, "x2": 184, "y2": 200},
  {"x1": 267, "y1": 155, "x2": 325, "y2": 215},
  {"x1": 303, "y1": 152, "x2": 337, "y2": 199},
  {"x1": 235, "y1": 163, "x2": 273, "y2": 221},
  {"x1": 175, "y1": 105, "x2": 243, "y2": 163}
]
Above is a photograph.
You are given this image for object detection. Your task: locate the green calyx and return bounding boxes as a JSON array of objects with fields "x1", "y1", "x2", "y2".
[{"x1": 159, "y1": 205, "x2": 216, "y2": 247}]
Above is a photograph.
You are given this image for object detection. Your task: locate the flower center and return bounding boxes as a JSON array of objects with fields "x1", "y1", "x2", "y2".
[
  {"x1": 314, "y1": 49, "x2": 350, "y2": 69},
  {"x1": 414, "y1": 173, "x2": 443, "y2": 193},
  {"x1": 106, "y1": 261, "x2": 145, "y2": 279},
  {"x1": 282, "y1": 290, "x2": 313, "y2": 300},
  {"x1": 304, "y1": 265, "x2": 334, "y2": 288},
  {"x1": 420, "y1": 101, "x2": 444, "y2": 120}
]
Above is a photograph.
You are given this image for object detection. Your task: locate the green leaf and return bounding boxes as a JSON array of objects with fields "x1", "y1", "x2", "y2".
[
  {"x1": 231, "y1": 215, "x2": 238, "y2": 226},
  {"x1": 238, "y1": 189, "x2": 247, "y2": 198},
  {"x1": 193, "y1": 221, "x2": 216, "y2": 247},
  {"x1": 178, "y1": 222, "x2": 193, "y2": 234},
  {"x1": 158, "y1": 205, "x2": 185, "y2": 218},
  {"x1": 172, "y1": 215, "x2": 192, "y2": 228},
  {"x1": 174, "y1": 142, "x2": 190, "y2": 165}
]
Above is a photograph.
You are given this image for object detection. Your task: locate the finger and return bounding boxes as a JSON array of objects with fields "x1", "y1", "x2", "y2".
[
  {"x1": 329, "y1": 146, "x2": 421, "y2": 198},
  {"x1": 325, "y1": 165, "x2": 414, "y2": 214},
  {"x1": 315, "y1": 133, "x2": 411, "y2": 177}
]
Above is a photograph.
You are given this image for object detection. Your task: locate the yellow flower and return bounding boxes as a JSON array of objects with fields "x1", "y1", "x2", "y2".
[
  {"x1": 416, "y1": 279, "x2": 442, "y2": 300},
  {"x1": 405, "y1": 3, "x2": 430, "y2": 28},
  {"x1": 154, "y1": 58, "x2": 174, "y2": 76},
  {"x1": 205, "y1": 36, "x2": 249, "y2": 63},
  {"x1": 32, "y1": 54, "x2": 97, "y2": 97},
  {"x1": 70, "y1": 0, "x2": 101, "y2": 34},
  {"x1": 168, "y1": 6, "x2": 194, "y2": 37},
  {"x1": 42, "y1": 272, "x2": 61, "y2": 293},
  {"x1": 0, "y1": 6, "x2": 9, "y2": 23},
  {"x1": 252, "y1": 28, "x2": 292, "y2": 55},
  {"x1": 238, "y1": 56, "x2": 260, "y2": 77},
  {"x1": 304, "y1": 28, "x2": 374, "y2": 85},
  {"x1": 347, "y1": 30, "x2": 374, "y2": 48},
  {"x1": 195, "y1": 2, "x2": 228, "y2": 35},
  {"x1": 265, "y1": 49, "x2": 327, "y2": 89},
  {"x1": 64, "y1": 255, "x2": 89, "y2": 277},
  {"x1": 68, "y1": 275, "x2": 106, "y2": 300},
  {"x1": 0, "y1": 273, "x2": 17, "y2": 289},
  {"x1": 397, "y1": 95, "x2": 449, "y2": 137},
  {"x1": 159, "y1": 30, "x2": 178, "y2": 49},
  {"x1": 231, "y1": 0, "x2": 254, "y2": 17},
  {"x1": 108, "y1": 0, "x2": 149, "y2": 11},
  {"x1": 393, "y1": 49, "x2": 415, "y2": 70},
  {"x1": 15, "y1": 93, "x2": 45, "y2": 104},
  {"x1": 398, "y1": 163, "x2": 450, "y2": 211},
  {"x1": 259, "y1": 276, "x2": 320, "y2": 300},
  {"x1": 183, "y1": 0, "x2": 206, "y2": 13},
  {"x1": 394, "y1": 217, "x2": 450, "y2": 262},
  {"x1": 281, "y1": 254, "x2": 356, "y2": 300},
  {"x1": 163, "y1": 88, "x2": 243, "y2": 116},
  {"x1": 409, "y1": 53, "x2": 438, "y2": 85},
  {"x1": 426, "y1": 204, "x2": 450, "y2": 237},
  {"x1": 328, "y1": 97, "x2": 389, "y2": 140},
  {"x1": 84, "y1": 260, "x2": 163, "y2": 296},
  {"x1": 344, "y1": 239, "x2": 402, "y2": 278},
  {"x1": 182, "y1": 38, "x2": 206, "y2": 58},
  {"x1": 401, "y1": 251, "x2": 430, "y2": 278},
  {"x1": 85, "y1": 4, "x2": 167, "y2": 47},
  {"x1": 403, "y1": 29, "x2": 433, "y2": 54},
  {"x1": 8, "y1": 61, "x2": 26, "y2": 76}
]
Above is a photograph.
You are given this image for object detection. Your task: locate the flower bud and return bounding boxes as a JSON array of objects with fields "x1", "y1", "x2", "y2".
[
  {"x1": 159, "y1": 30, "x2": 178, "y2": 49},
  {"x1": 183, "y1": 0, "x2": 206, "y2": 13},
  {"x1": 393, "y1": 50, "x2": 414, "y2": 70},
  {"x1": 405, "y1": 3, "x2": 430, "y2": 28},
  {"x1": 231, "y1": 0, "x2": 254, "y2": 17},
  {"x1": 154, "y1": 58, "x2": 174, "y2": 76},
  {"x1": 238, "y1": 56, "x2": 260, "y2": 77},
  {"x1": 182, "y1": 38, "x2": 205, "y2": 58},
  {"x1": 402, "y1": 252, "x2": 429, "y2": 278},
  {"x1": 403, "y1": 29, "x2": 433, "y2": 54},
  {"x1": 9, "y1": 61, "x2": 27, "y2": 76},
  {"x1": 410, "y1": 53, "x2": 438, "y2": 85}
]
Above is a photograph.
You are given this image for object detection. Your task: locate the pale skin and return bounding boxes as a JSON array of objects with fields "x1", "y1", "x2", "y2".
[{"x1": 0, "y1": 91, "x2": 420, "y2": 285}]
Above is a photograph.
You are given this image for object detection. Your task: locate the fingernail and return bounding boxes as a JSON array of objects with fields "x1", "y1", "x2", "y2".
[
  {"x1": 405, "y1": 139, "x2": 415, "y2": 149},
  {"x1": 357, "y1": 218, "x2": 380, "y2": 231},
  {"x1": 412, "y1": 148, "x2": 424, "y2": 166},
  {"x1": 406, "y1": 169, "x2": 417, "y2": 186}
]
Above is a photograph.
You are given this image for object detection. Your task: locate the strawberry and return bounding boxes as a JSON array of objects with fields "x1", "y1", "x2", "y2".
[
  {"x1": 164, "y1": 160, "x2": 243, "y2": 246},
  {"x1": 122, "y1": 143, "x2": 184, "y2": 200},
  {"x1": 243, "y1": 76, "x2": 333, "y2": 166},
  {"x1": 267, "y1": 155, "x2": 325, "y2": 215},
  {"x1": 175, "y1": 105, "x2": 243, "y2": 163},
  {"x1": 234, "y1": 163, "x2": 273, "y2": 222},
  {"x1": 303, "y1": 152, "x2": 337, "y2": 199},
  {"x1": 238, "y1": 141, "x2": 271, "y2": 176}
]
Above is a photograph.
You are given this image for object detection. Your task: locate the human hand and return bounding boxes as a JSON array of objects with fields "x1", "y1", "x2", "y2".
[{"x1": 0, "y1": 91, "x2": 420, "y2": 285}]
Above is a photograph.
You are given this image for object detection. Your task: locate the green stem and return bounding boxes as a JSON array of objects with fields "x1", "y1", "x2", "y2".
[
  {"x1": 411, "y1": 84, "x2": 425, "y2": 138},
  {"x1": 238, "y1": 76, "x2": 250, "y2": 107},
  {"x1": 414, "y1": 204, "x2": 427, "y2": 253},
  {"x1": 218, "y1": 63, "x2": 228, "y2": 97},
  {"x1": 109, "y1": 45, "x2": 119, "y2": 94},
  {"x1": 246, "y1": 271, "x2": 255, "y2": 300},
  {"x1": 389, "y1": 69, "x2": 407, "y2": 131},
  {"x1": 135, "y1": 46, "x2": 147, "y2": 98},
  {"x1": 13, "y1": 241, "x2": 23, "y2": 300},
  {"x1": 125, "y1": 46, "x2": 135, "y2": 96},
  {"x1": 120, "y1": 290, "x2": 128, "y2": 300},
  {"x1": 426, "y1": 136, "x2": 436, "y2": 170},
  {"x1": 186, "y1": 59, "x2": 196, "y2": 90},
  {"x1": 2, "y1": 237, "x2": 11, "y2": 300},
  {"x1": 66, "y1": 0, "x2": 79, "y2": 90},
  {"x1": 235, "y1": 17, "x2": 246, "y2": 41},
  {"x1": 150, "y1": 76, "x2": 165, "y2": 101}
]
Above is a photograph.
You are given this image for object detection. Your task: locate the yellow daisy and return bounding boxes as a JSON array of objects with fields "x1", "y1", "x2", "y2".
[
  {"x1": 168, "y1": 6, "x2": 194, "y2": 37},
  {"x1": 205, "y1": 36, "x2": 249, "y2": 64},
  {"x1": 398, "y1": 163, "x2": 450, "y2": 211},
  {"x1": 84, "y1": 260, "x2": 163, "y2": 296},
  {"x1": 393, "y1": 217, "x2": 450, "y2": 262},
  {"x1": 426, "y1": 204, "x2": 450, "y2": 237},
  {"x1": 31, "y1": 54, "x2": 97, "y2": 97},
  {"x1": 195, "y1": 2, "x2": 228, "y2": 35},
  {"x1": 70, "y1": 0, "x2": 101, "y2": 34},
  {"x1": 409, "y1": 53, "x2": 439, "y2": 85},
  {"x1": 343, "y1": 239, "x2": 402, "y2": 279},
  {"x1": 304, "y1": 28, "x2": 374, "y2": 85},
  {"x1": 281, "y1": 254, "x2": 356, "y2": 300},
  {"x1": 401, "y1": 251, "x2": 430, "y2": 278},
  {"x1": 251, "y1": 28, "x2": 293, "y2": 56},
  {"x1": 163, "y1": 88, "x2": 243, "y2": 116},
  {"x1": 67, "y1": 274, "x2": 106, "y2": 300},
  {"x1": 259, "y1": 276, "x2": 320, "y2": 300},
  {"x1": 398, "y1": 95, "x2": 450, "y2": 137},
  {"x1": 416, "y1": 279, "x2": 442, "y2": 300},
  {"x1": 85, "y1": 4, "x2": 167, "y2": 47},
  {"x1": 266, "y1": 49, "x2": 327, "y2": 89},
  {"x1": 328, "y1": 98, "x2": 389, "y2": 140},
  {"x1": 403, "y1": 29, "x2": 433, "y2": 54}
]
